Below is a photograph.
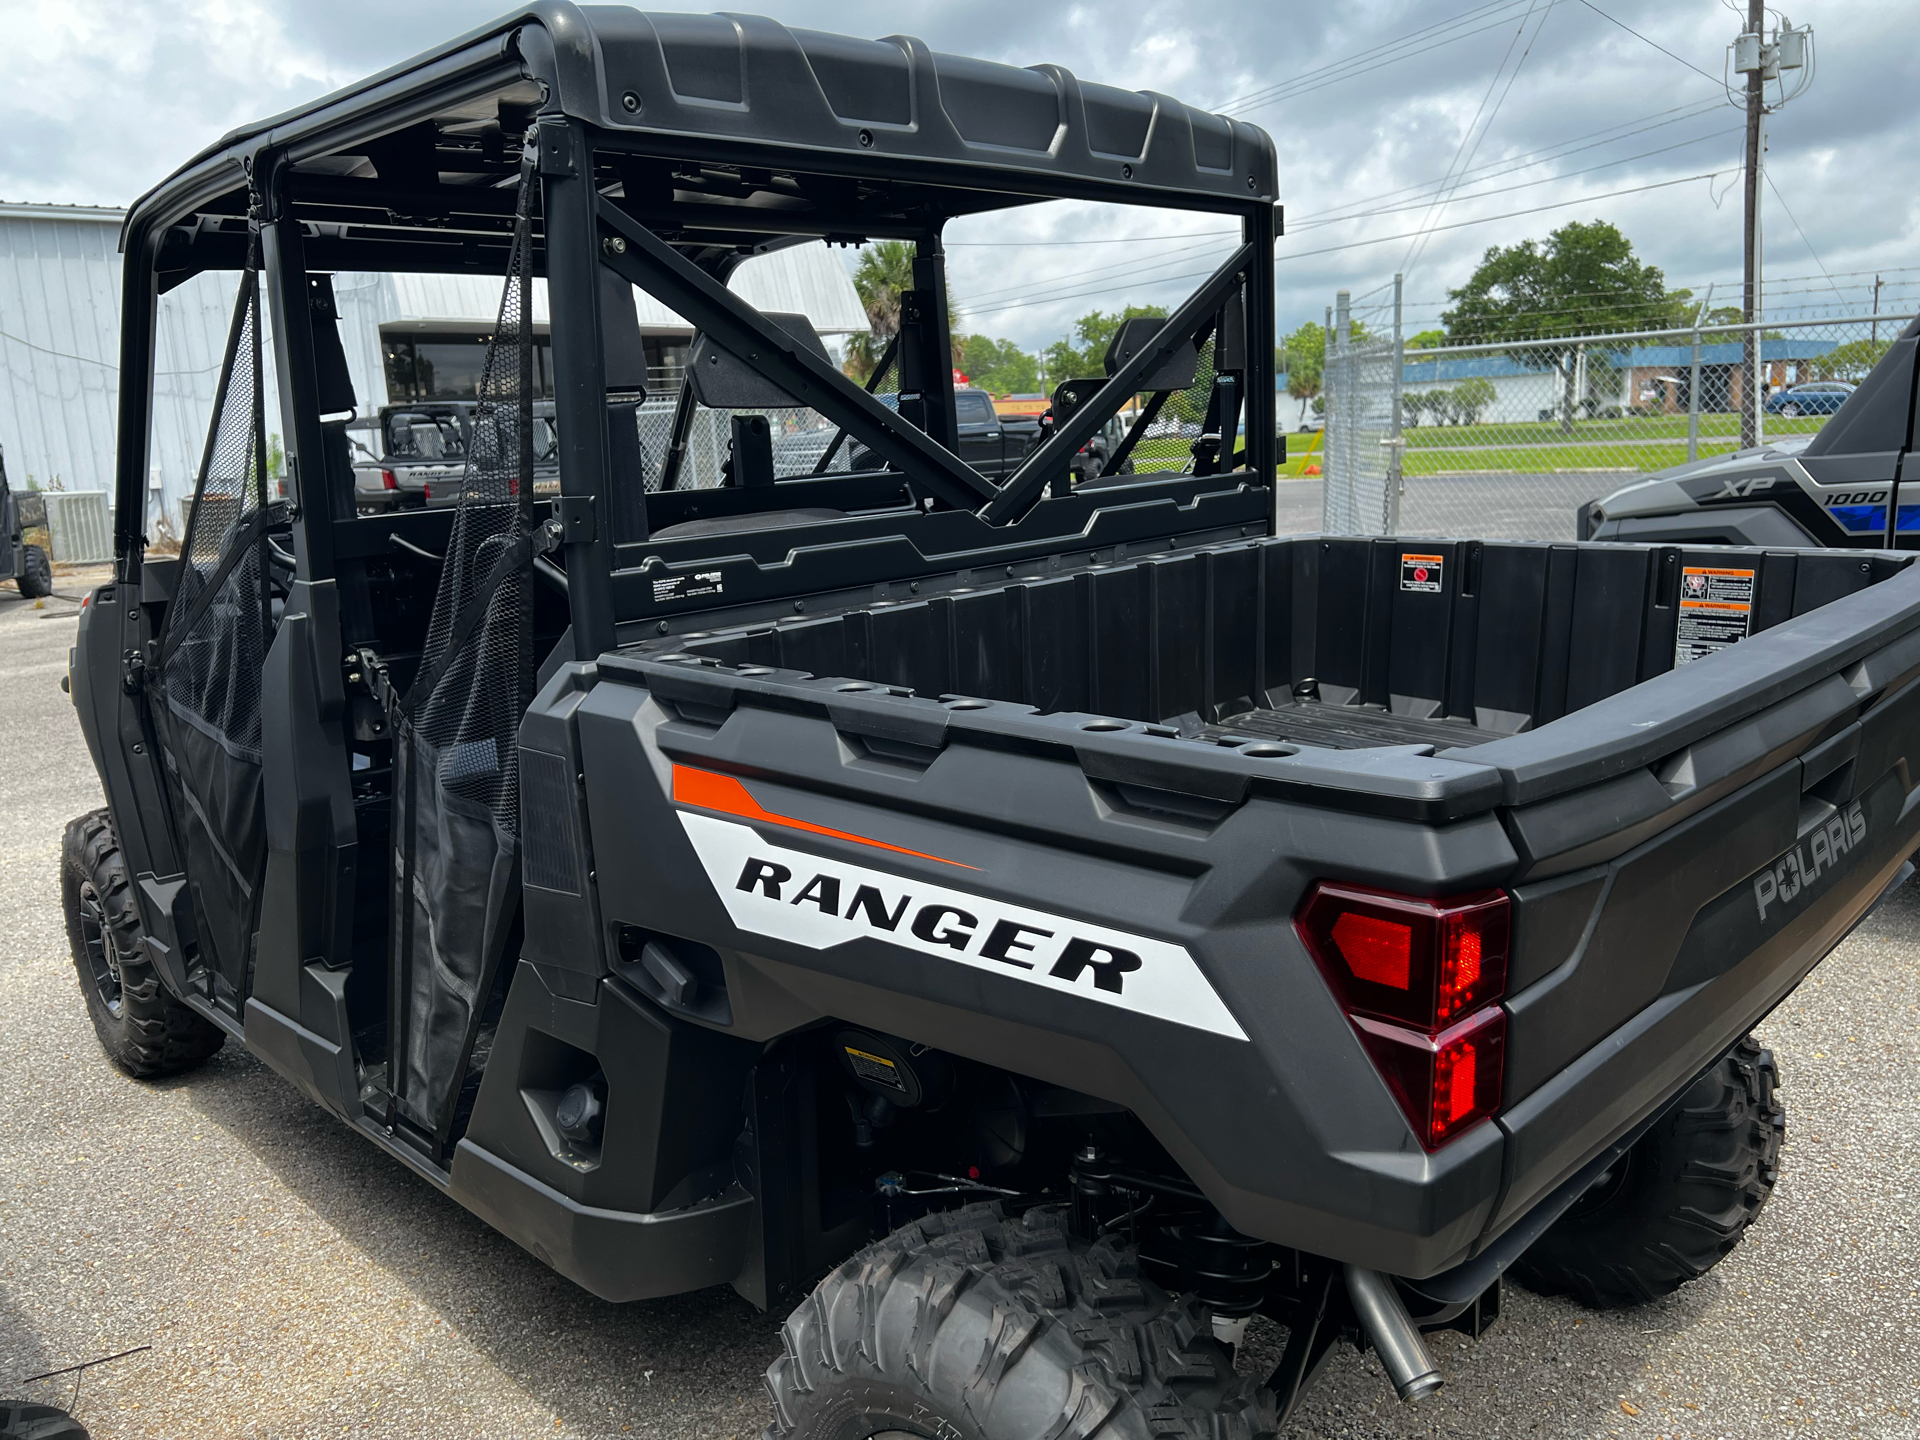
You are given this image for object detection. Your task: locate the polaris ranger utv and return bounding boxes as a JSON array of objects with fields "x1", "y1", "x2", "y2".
[
  {"x1": 64, "y1": 7, "x2": 1920, "y2": 1436},
  {"x1": 1, "y1": 443, "x2": 54, "y2": 599},
  {"x1": 1580, "y1": 315, "x2": 1920, "y2": 548}
]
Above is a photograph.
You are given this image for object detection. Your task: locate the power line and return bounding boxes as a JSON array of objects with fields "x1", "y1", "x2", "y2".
[
  {"x1": 953, "y1": 101, "x2": 1728, "y2": 253},
  {"x1": 1403, "y1": 0, "x2": 1555, "y2": 280},
  {"x1": 1302, "y1": 168, "x2": 1737, "y2": 263},
  {"x1": 948, "y1": 230, "x2": 1235, "y2": 248},
  {"x1": 1291, "y1": 124, "x2": 1741, "y2": 231},
  {"x1": 1301, "y1": 99, "x2": 1724, "y2": 224},
  {"x1": 970, "y1": 168, "x2": 1736, "y2": 317},
  {"x1": 1763, "y1": 171, "x2": 1845, "y2": 303},
  {"x1": 1223, "y1": 14, "x2": 1557, "y2": 114},
  {"x1": 1574, "y1": 0, "x2": 1723, "y2": 84},
  {"x1": 1214, "y1": 0, "x2": 1542, "y2": 116},
  {"x1": 960, "y1": 237, "x2": 1231, "y2": 308}
]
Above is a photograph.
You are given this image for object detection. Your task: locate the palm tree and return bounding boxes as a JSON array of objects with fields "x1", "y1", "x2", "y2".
[{"x1": 845, "y1": 241, "x2": 964, "y2": 382}]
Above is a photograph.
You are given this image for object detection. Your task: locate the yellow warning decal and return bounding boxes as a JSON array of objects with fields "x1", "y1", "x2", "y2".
[{"x1": 844, "y1": 1047, "x2": 908, "y2": 1090}]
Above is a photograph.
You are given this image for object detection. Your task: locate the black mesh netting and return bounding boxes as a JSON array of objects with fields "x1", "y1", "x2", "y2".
[
  {"x1": 154, "y1": 266, "x2": 273, "y2": 1003},
  {"x1": 391, "y1": 164, "x2": 538, "y2": 1137}
]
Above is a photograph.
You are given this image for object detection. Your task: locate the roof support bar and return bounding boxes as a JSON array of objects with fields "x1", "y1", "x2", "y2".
[
  {"x1": 979, "y1": 242, "x2": 1257, "y2": 526},
  {"x1": 594, "y1": 197, "x2": 999, "y2": 511}
]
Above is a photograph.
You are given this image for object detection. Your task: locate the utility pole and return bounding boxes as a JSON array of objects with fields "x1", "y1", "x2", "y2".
[
  {"x1": 1739, "y1": 0, "x2": 1764, "y2": 449},
  {"x1": 1732, "y1": 11, "x2": 1813, "y2": 448}
]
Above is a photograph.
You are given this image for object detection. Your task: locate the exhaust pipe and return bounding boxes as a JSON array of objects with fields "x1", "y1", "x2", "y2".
[{"x1": 1344, "y1": 1264, "x2": 1443, "y2": 1402}]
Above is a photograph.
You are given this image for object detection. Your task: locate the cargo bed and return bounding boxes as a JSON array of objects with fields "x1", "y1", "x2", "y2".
[{"x1": 637, "y1": 534, "x2": 1916, "y2": 748}]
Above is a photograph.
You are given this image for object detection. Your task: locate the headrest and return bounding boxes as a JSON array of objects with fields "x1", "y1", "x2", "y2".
[
  {"x1": 687, "y1": 313, "x2": 831, "y2": 409},
  {"x1": 1103, "y1": 316, "x2": 1199, "y2": 393}
]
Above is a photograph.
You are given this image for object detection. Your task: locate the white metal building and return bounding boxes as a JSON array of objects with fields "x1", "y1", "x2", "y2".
[{"x1": 0, "y1": 201, "x2": 867, "y2": 541}]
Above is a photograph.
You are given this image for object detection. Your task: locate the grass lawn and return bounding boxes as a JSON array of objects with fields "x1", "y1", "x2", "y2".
[
  {"x1": 1131, "y1": 433, "x2": 1326, "y2": 479},
  {"x1": 1402, "y1": 441, "x2": 1748, "y2": 476},
  {"x1": 1402, "y1": 413, "x2": 1825, "y2": 450}
]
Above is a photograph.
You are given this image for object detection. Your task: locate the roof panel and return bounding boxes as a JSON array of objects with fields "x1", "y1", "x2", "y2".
[{"x1": 131, "y1": 4, "x2": 1277, "y2": 234}]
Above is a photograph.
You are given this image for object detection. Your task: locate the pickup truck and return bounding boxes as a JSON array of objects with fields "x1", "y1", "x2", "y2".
[
  {"x1": 63, "y1": 9, "x2": 1919, "y2": 1438},
  {"x1": 850, "y1": 387, "x2": 1130, "y2": 483}
]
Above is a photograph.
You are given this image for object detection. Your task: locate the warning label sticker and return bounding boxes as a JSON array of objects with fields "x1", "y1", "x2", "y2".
[
  {"x1": 1400, "y1": 553, "x2": 1445, "y2": 593},
  {"x1": 1675, "y1": 566, "x2": 1755, "y2": 666},
  {"x1": 652, "y1": 569, "x2": 726, "y2": 604},
  {"x1": 844, "y1": 1047, "x2": 908, "y2": 1092}
]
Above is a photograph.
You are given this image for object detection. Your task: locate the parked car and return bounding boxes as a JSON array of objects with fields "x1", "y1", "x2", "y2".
[{"x1": 1766, "y1": 381, "x2": 1854, "y2": 417}]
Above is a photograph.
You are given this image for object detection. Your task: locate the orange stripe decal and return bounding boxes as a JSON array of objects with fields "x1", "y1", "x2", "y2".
[{"x1": 672, "y1": 765, "x2": 977, "y2": 869}]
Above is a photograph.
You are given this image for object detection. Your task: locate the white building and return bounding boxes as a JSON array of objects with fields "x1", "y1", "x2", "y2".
[{"x1": 0, "y1": 201, "x2": 867, "y2": 538}]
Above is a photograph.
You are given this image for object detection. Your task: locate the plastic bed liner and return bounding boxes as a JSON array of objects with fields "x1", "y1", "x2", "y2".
[
  {"x1": 1207, "y1": 701, "x2": 1499, "y2": 750},
  {"x1": 634, "y1": 535, "x2": 1916, "y2": 754}
]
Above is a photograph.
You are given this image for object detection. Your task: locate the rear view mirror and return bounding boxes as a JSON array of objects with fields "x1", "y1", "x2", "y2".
[
  {"x1": 1104, "y1": 317, "x2": 1199, "y2": 393},
  {"x1": 687, "y1": 312, "x2": 831, "y2": 409}
]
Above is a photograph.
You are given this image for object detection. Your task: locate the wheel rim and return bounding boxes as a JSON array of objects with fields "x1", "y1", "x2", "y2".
[
  {"x1": 1782, "y1": 403, "x2": 1800, "y2": 416},
  {"x1": 76, "y1": 879, "x2": 126, "y2": 1017}
]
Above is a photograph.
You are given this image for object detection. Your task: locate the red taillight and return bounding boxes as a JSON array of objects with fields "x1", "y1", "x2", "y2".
[
  {"x1": 1351, "y1": 1010, "x2": 1507, "y2": 1150},
  {"x1": 1297, "y1": 882, "x2": 1507, "y2": 1030},
  {"x1": 380, "y1": 468, "x2": 397, "y2": 491},
  {"x1": 1297, "y1": 881, "x2": 1511, "y2": 1149},
  {"x1": 422, "y1": 484, "x2": 433, "y2": 501}
]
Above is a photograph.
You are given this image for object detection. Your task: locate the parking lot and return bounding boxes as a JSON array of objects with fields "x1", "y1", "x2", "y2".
[{"x1": 3, "y1": 568, "x2": 1917, "y2": 1440}]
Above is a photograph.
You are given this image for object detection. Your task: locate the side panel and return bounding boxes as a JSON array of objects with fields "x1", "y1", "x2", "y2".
[{"x1": 248, "y1": 584, "x2": 362, "y2": 1115}]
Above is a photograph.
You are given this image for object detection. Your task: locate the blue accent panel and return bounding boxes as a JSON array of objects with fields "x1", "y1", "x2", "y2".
[
  {"x1": 1829, "y1": 504, "x2": 1920, "y2": 534},
  {"x1": 1831, "y1": 505, "x2": 1885, "y2": 532}
]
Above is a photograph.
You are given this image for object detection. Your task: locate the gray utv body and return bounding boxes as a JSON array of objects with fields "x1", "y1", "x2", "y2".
[
  {"x1": 1584, "y1": 316, "x2": 1920, "y2": 548},
  {"x1": 62, "y1": 2, "x2": 1920, "y2": 1426}
]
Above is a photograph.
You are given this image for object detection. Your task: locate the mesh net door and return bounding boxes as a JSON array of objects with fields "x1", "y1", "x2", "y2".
[
  {"x1": 153, "y1": 267, "x2": 274, "y2": 1009},
  {"x1": 391, "y1": 164, "x2": 539, "y2": 1140}
]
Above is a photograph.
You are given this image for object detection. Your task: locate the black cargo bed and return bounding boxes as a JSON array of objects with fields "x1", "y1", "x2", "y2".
[
  {"x1": 1206, "y1": 702, "x2": 1497, "y2": 750},
  {"x1": 638, "y1": 536, "x2": 1915, "y2": 746}
]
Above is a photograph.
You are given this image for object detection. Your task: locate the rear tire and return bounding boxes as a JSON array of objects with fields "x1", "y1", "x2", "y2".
[
  {"x1": 0, "y1": 1401, "x2": 90, "y2": 1439},
  {"x1": 16, "y1": 543, "x2": 52, "y2": 598},
  {"x1": 1779, "y1": 402, "x2": 1802, "y2": 417},
  {"x1": 763, "y1": 1203, "x2": 1275, "y2": 1440},
  {"x1": 1510, "y1": 1036, "x2": 1782, "y2": 1308},
  {"x1": 62, "y1": 809, "x2": 224, "y2": 1079}
]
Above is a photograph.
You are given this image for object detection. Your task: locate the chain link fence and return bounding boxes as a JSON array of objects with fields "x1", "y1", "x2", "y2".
[
  {"x1": 1322, "y1": 289, "x2": 1400, "y2": 534},
  {"x1": 631, "y1": 357, "x2": 880, "y2": 491},
  {"x1": 1322, "y1": 297, "x2": 1916, "y2": 541}
]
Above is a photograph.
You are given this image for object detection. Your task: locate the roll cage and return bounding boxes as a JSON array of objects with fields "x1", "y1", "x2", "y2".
[{"x1": 113, "y1": 4, "x2": 1280, "y2": 664}]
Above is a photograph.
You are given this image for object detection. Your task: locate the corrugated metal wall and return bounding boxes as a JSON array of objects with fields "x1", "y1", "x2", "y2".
[
  {"x1": 0, "y1": 206, "x2": 868, "y2": 545},
  {"x1": 0, "y1": 208, "x2": 125, "y2": 495}
]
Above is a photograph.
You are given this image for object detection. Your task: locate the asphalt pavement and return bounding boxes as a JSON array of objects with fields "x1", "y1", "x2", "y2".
[
  {"x1": 1274, "y1": 469, "x2": 1624, "y2": 542},
  {"x1": 3, "y1": 565, "x2": 1917, "y2": 1439}
]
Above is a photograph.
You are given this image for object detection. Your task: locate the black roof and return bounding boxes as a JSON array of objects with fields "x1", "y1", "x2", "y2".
[{"x1": 128, "y1": 4, "x2": 1276, "y2": 246}]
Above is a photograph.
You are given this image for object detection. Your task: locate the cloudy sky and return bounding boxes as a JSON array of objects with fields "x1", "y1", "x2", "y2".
[{"x1": 3, "y1": 0, "x2": 1913, "y2": 351}]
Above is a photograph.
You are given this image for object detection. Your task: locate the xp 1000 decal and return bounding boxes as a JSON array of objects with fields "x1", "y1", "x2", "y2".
[{"x1": 674, "y1": 810, "x2": 1249, "y2": 1040}]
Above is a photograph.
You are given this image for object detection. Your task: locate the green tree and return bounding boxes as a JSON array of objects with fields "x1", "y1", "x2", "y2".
[
  {"x1": 1041, "y1": 305, "x2": 1170, "y2": 389},
  {"x1": 960, "y1": 333, "x2": 1042, "y2": 394},
  {"x1": 1279, "y1": 317, "x2": 1371, "y2": 428},
  {"x1": 1453, "y1": 377, "x2": 1496, "y2": 425},
  {"x1": 1443, "y1": 220, "x2": 1692, "y2": 434},
  {"x1": 1406, "y1": 329, "x2": 1446, "y2": 351},
  {"x1": 1282, "y1": 321, "x2": 1324, "y2": 427},
  {"x1": 1808, "y1": 337, "x2": 1893, "y2": 384},
  {"x1": 846, "y1": 241, "x2": 963, "y2": 382}
]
